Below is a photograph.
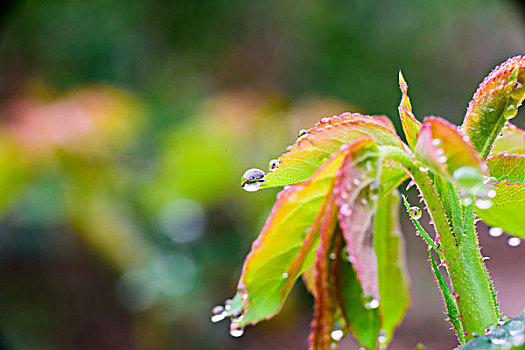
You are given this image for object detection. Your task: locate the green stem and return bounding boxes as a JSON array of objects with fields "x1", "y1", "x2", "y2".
[{"x1": 381, "y1": 146, "x2": 498, "y2": 342}]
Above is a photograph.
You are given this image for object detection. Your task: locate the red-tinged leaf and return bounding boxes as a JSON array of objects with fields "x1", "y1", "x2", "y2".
[
  {"x1": 398, "y1": 71, "x2": 421, "y2": 150},
  {"x1": 461, "y1": 56, "x2": 525, "y2": 160},
  {"x1": 309, "y1": 197, "x2": 339, "y2": 350},
  {"x1": 491, "y1": 123, "x2": 525, "y2": 155},
  {"x1": 415, "y1": 117, "x2": 486, "y2": 191},
  {"x1": 259, "y1": 113, "x2": 406, "y2": 189},
  {"x1": 226, "y1": 146, "x2": 350, "y2": 328},
  {"x1": 476, "y1": 182, "x2": 525, "y2": 238},
  {"x1": 374, "y1": 190, "x2": 410, "y2": 347},
  {"x1": 335, "y1": 137, "x2": 382, "y2": 300},
  {"x1": 487, "y1": 154, "x2": 525, "y2": 183},
  {"x1": 336, "y1": 253, "x2": 380, "y2": 350}
]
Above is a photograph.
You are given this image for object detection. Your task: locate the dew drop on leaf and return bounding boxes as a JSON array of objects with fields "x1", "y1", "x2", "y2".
[
  {"x1": 409, "y1": 206, "x2": 422, "y2": 220},
  {"x1": 365, "y1": 298, "x2": 380, "y2": 309},
  {"x1": 475, "y1": 198, "x2": 492, "y2": 209},
  {"x1": 211, "y1": 305, "x2": 227, "y2": 323},
  {"x1": 378, "y1": 329, "x2": 387, "y2": 344},
  {"x1": 229, "y1": 324, "x2": 245, "y2": 337},
  {"x1": 298, "y1": 129, "x2": 308, "y2": 137},
  {"x1": 268, "y1": 159, "x2": 279, "y2": 170},
  {"x1": 490, "y1": 327, "x2": 508, "y2": 345},
  {"x1": 282, "y1": 272, "x2": 288, "y2": 278},
  {"x1": 331, "y1": 329, "x2": 344, "y2": 341},
  {"x1": 329, "y1": 253, "x2": 337, "y2": 260},
  {"x1": 340, "y1": 203, "x2": 352, "y2": 216},
  {"x1": 241, "y1": 168, "x2": 265, "y2": 192},
  {"x1": 437, "y1": 155, "x2": 447, "y2": 164},
  {"x1": 505, "y1": 104, "x2": 517, "y2": 119},
  {"x1": 488, "y1": 227, "x2": 503, "y2": 237},
  {"x1": 508, "y1": 320, "x2": 524, "y2": 336},
  {"x1": 508, "y1": 237, "x2": 521, "y2": 247},
  {"x1": 453, "y1": 166, "x2": 483, "y2": 191},
  {"x1": 432, "y1": 139, "x2": 442, "y2": 147}
]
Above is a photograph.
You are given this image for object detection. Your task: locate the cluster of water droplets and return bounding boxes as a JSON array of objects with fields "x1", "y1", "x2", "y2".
[
  {"x1": 488, "y1": 227, "x2": 521, "y2": 247},
  {"x1": 211, "y1": 284, "x2": 250, "y2": 337},
  {"x1": 471, "y1": 313, "x2": 525, "y2": 349}
]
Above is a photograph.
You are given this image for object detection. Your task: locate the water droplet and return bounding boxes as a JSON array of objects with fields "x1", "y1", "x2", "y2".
[
  {"x1": 331, "y1": 329, "x2": 344, "y2": 341},
  {"x1": 487, "y1": 189, "x2": 497, "y2": 198},
  {"x1": 512, "y1": 81, "x2": 525, "y2": 100},
  {"x1": 241, "y1": 168, "x2": 265, "y2": 192},
  {"x1": 298, "y1": 129, "x2": 308, "y2": 137},
  {"x1": 488, "y1": 227, "x2": 503, "y2": 237},
  {"x1": 462, "y1": 135, "x2": 470, "y2": 142},
  {"x1": 365, "y1": 297, "x2": 379, "y2": 309},
  {"x1": 490, "y1": 327, "x2": 508, "y2": 345},
  {"x1": 453, "y1": 167, "x2": 483, "y2": 191},
  {"x1": 505, "y1": 104, "x2": 517, "y2": 119},
  {"x1": 229, "y1": 324, "x2": 245, "y2": 337},
  {"x1": 282, "y1": 272, "x2": 288, "y2": 278},
  {"x1": 508, "y1": 237, "x2": 521, "y2": 247},
  {"x1": 269, "y1": 159, "x2": 279, "y2": 170},
  {"x1": 409, "y1": 206, "x2": 422, "y2": 220},
  {"x1": 508, "y1": 320, "x2": 524, "y2": 336},
  {"x1": 353, "y1": 178, "x2": 361, "y2": 186},
  {"x1": 475, "y1": 198, "x2": 492, "y2": 209},
  {"x1": 340, "y1": 203, "x2": 352, "y2": 216},
  {"x1": 438, "y1": 155, "x2": 447, "y2": 164},
  {"x1": 419, "y1": 166, "x2": 429, "y2": 172},
  {"x1": 498, "y1": 316, "x2": 508, "y2": 325},
  {"x1": 329, "y1": 253, "x2": 337, "y2": 260},
  {"x1": 378, "y1": 329, "x2": 387, "y2": 343},
  {"x1": 211, "y1": 305, "x2": 227, "y2": 323},
  {"x1": 432, "y1": 139, "x2": 442, "y2": 147},
  {"x1": 483, "y1": 176, "x2": 496, "y2": 184},
  {"x1": 436, "y1": 148, "x2": 444, "y2": 155},
  {"x1": 463, "y1": 197, "x2": 473, "y2": 206}
]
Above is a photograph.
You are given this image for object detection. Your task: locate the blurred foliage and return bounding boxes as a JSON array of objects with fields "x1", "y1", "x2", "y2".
[{"x1": 0, "y1": 0, "x2": 522, "y2": 349}]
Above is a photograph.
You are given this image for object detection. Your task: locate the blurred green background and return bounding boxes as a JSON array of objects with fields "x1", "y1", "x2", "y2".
[{"x1": 0, "y1": 1, "x2": 523, "y2": 349}]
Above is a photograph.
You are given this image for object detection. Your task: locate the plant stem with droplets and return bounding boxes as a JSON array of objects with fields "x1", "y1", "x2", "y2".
[{"x1": 381, "y1": 146, "x2": 498, "y2": 343}]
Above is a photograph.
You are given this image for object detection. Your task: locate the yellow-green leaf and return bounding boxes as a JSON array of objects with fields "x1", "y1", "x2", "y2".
[{"x1": 398, "y1": 71, "x2": 421, "y2": 150}]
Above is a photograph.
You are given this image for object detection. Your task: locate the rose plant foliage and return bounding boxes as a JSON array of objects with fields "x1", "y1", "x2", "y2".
[{"x1": 213, "y1": 56, "x2": 525, "y2": 349}]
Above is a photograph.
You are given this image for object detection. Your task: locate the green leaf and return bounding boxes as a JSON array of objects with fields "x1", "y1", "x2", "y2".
[
  {"x1": 227, "y1": 147, "x2": 350, "y2": 327},
  {"x1": 398, "y1": 71, "x2": 421, "y2": 150},
  {"x1": 476, "y1": 182, "x2": 525, "y2": 238},
  {"x1": 455, "y1": 313, "x2": 525, "y2": 350},
  {"x1": 487, "y1": 154, "x2": 525, "y2": 183},
  {"x1": 337, "y1": 257, "x2": 380, "y2": 350},
  {"x1": 259, "y1": 113, "x2": 406, "y2": 189},
  {"x1": 335, "y1": 137, "x2": 382, "y2": 300},
  {"x1": 415, "y1": 117, "x2": 486, "y2": 193},
  {"x1": 461, "y1": 56, "x2": 525, "y2": 160},
  {"x1": 429, "y1": 250, "x2": 465, "y2": 344},
  {"x1": 475, "y1": 154, "x2": 525, "y2": 238},
  {"x1": 491, "y1": 123, "x2": 525, "y2": 155},
  {"x1": 374, "y1": 190, "x2": 410, "y2": 347}
]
